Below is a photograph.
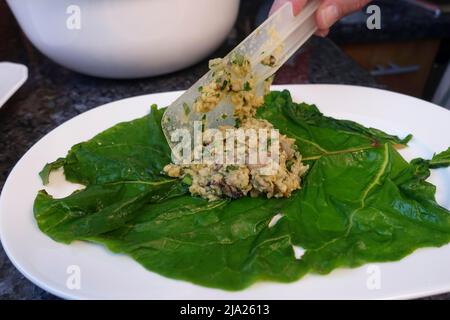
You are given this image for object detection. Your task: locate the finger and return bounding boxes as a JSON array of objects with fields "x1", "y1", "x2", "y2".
[
  {"x1": 316, "y1": 0, "x2": 372, "y2": 30},
  {"x1": 269, "y1": 0, "x2": 308, "y2": 16},
  {"x1": 315, "y1": 29, "x2": 329, "y2": 37}
]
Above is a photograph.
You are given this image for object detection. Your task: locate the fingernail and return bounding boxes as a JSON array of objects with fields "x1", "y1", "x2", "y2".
[{"x1": 320, "y1": 5, "x2": 339, "y2": 28}]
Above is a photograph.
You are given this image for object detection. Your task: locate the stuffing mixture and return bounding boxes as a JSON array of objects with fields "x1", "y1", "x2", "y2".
[
  {"x1": 163, "y1": 53, "x2": 308, "y2": 201},
  {"x1": 193, "y1": 53, "x2": 271, "y2": 121}
]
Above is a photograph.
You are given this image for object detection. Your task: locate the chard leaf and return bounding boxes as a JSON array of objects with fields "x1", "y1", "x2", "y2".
[
  {"x1": 34, "y1": 106, "x2": 186, "y2": 243},
  {"x1": 284, "y1": 144, "x2": 450, "y2": 274},
  {"x1": 39, "y1": 158, "x2": 65, "y2": 185},
  {"x1": 35, "y1": 181, "x2": 185, "y2": 244},
  {"x1": 430, "y1": 147, "x2": 450, "y2": 168},
  {"x1": 61, "y1": 105, "x2": 170, "y2": 186},
  {"x1": 92, "y1": 196, "x2": 308, "y2": 290},
  {"x1": 259, "y1": 91, "x2": 411, "y2": 160},
  {"x1": 33, "y1": 91, "x2": 450, "y2": 291}
]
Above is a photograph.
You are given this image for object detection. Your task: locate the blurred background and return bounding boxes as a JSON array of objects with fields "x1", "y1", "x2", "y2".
[
  {"x1": 2, "y1": 0, "x2": 449, "y2": 104},
  {"x1": 327, "y1": 0, "x2": 450, "y2": 105},
  {"x1": 0, "y1": 0, "x2": 449, "y2": 299}
]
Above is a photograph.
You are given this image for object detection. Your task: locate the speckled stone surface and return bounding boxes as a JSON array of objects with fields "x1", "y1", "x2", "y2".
[
  {"x1": 0, "y1": 0, "x2": 448, "y2": 300},
  {"x1": 329, "y1": 0, "x2": 450, "y2": 44}
]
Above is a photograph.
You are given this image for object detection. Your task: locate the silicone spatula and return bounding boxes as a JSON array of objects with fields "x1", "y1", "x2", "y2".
[{"x1": 162, "y1": 1, "x2": 320, "y2": 150}]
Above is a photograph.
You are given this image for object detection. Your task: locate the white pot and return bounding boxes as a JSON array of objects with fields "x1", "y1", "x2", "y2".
[{"x1": 6, "y1": 0, "x2": 240, "y2": 79}]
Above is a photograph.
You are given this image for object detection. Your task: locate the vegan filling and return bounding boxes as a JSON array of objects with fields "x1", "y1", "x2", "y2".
[
  {"x1": 164, "y1": 53, "x2": 308, "y2": 201},
  {"x1": 192, "y1": 53, "x2": 272, "y2": 120}
]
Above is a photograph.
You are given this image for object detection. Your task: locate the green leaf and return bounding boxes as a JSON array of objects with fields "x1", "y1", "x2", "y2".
[
  {"x1": 33, "y1": 91, "x2": 450, "y2": 291},
  {"x1": 430, "y1": 147, "x2": 450, "y2": 168},
  {"x1": 34, "y1": 107, "x2": 186, "y2": 243},
  {"x1": 39, "y1": 157, "x2": 65, "y2": 185},
  {"x1": 61, "y1": 106, "x2": 171, "y2": 186},
  {"x1": 92, "y1": 196, "x2": 308, "y2": 290},
  {"x1": 259, "y1": 91, "x2": 411, "y2": 160},
  {"x1": 34, "y1": 181, "x2": 186, "y2": 244},
  {"x1": 284, "y1": 144, "x2": 450, "y2": 274}
]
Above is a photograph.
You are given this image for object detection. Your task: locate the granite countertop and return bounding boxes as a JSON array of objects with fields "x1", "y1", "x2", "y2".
[
  {"x1": 0, "y1": 0, "x2": 448, "y2": 300},
  {"x1": 330, "y1": 0, "x2": 450, "y2": 44}
]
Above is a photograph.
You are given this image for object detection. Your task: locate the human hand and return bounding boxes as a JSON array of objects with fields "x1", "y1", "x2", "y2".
[{"x1": 269, "y1": 0, "x2": 372, "y2": 36}]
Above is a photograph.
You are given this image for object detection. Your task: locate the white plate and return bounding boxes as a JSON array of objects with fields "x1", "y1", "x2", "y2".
[
  {"x1": 0, "y1": 62, "x2": 28, "y2": 108},
  {"x1": 1, "y1": 85, "x2": 450, "y2": 300}
]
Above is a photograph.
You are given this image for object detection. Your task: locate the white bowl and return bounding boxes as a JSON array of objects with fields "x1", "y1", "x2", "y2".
[{"x1": 6, "y1": 0, "x2": 240, "y2": 79}]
